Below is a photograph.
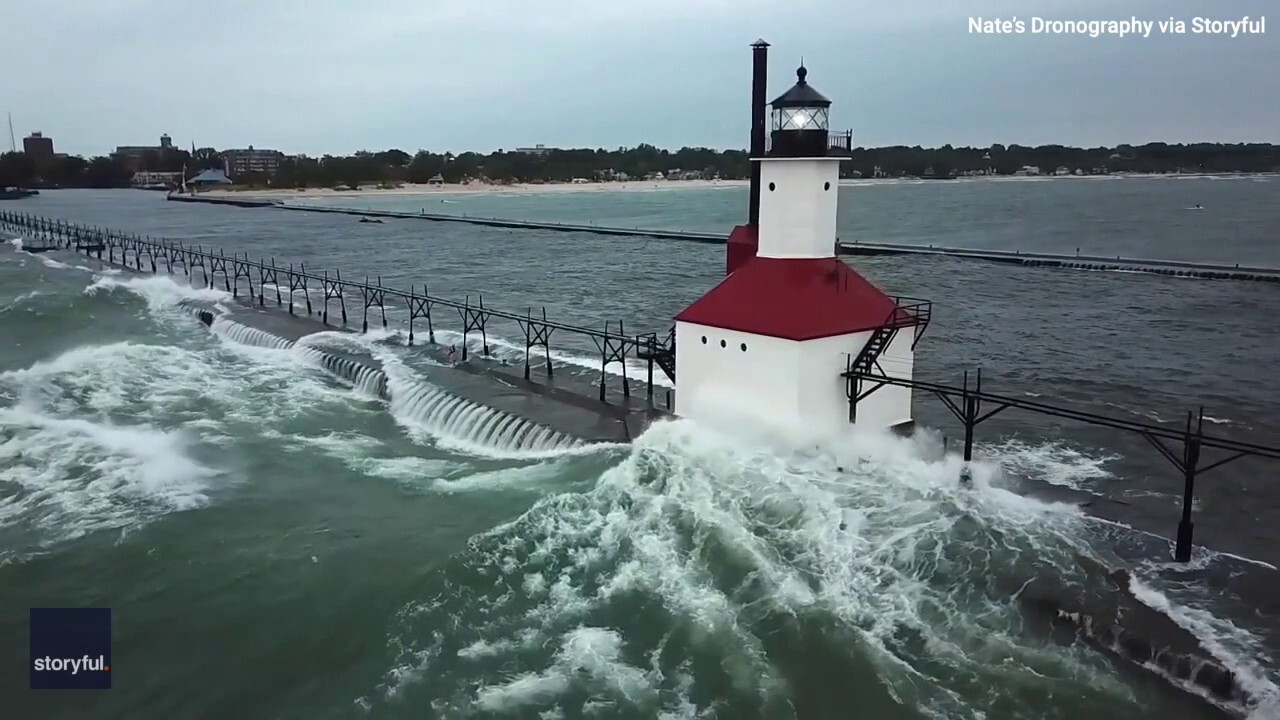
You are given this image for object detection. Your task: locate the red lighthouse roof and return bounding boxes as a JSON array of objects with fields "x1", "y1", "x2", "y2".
[{"x1": 675, "y1": 257, "x2": 915, "y2": 341}]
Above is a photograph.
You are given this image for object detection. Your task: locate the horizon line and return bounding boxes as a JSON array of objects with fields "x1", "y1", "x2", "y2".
[{"x1": 10, "y1": 138, "x2": 1280, "y2": 160}]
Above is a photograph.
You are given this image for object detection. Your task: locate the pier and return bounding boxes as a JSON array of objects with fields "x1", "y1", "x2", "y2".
[
  {"x1": 167, "y1": 192, "x2": 726, "y2": 242},
  {"x1": 1, "y1": 211, "x2": 678, "y2": 436},
  {"x1": 5, "y1": 207, "x2": 1280, "y2": 563},
  {"x1": 844, "y1": 364, "x2": 1280, "y2": 562},
  {"x1": 166, "y1": 192, "x2": 1280, "y2": 283}
]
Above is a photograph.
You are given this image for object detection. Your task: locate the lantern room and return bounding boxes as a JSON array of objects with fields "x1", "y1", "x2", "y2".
[{"x1": 769, "y1": 65, "x2": 833, "y2": 158}]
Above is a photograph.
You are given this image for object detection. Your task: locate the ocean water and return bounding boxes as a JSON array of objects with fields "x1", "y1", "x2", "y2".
[{"x1": 1, "y1": 178, "x2": 1278, "y2": 719}]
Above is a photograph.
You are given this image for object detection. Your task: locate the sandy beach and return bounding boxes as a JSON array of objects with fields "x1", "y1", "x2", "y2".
[{"x1": 200, "y1": 178, "x2": 750, "y2": 200}]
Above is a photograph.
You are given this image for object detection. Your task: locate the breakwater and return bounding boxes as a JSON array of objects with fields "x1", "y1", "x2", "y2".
[
  {"x1": 0, "y1": 210, "x2": 678, "y2": 422},
  {"x1": 178, "y1": 303, "x2": 588, "y2": 453},
  {"x1": 166, "y1": 192, "x2": 1280, "y2": 283},
  {"x1": 840, "y1": 240, "x2": 1280, "y2": 283},
  {"x1": 167, "y1": 192, "x2": 724, "y2": 242}
]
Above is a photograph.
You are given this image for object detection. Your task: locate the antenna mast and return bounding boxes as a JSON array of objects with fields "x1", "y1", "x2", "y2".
[{"x1": 7, "y1": 113, "x2": 15, "y2": 153}]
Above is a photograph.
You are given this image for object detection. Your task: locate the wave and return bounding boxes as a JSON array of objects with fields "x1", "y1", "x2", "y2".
[
  {"x1": 355, "y1": 420, "x2": 1277, "y2": 718},
  {"x1": 0, "y1": 328, "x2": 370, "y2": 563},
  {"x1": 0, "y1": 289, "x2": 42, "y2": 314},
  {"x1": 195, "y1": 309, "x2": 593, "y2": 460}
]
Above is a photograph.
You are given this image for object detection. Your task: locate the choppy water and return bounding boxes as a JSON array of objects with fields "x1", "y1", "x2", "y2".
[{"x1": 1, "y1": 179, "x2": 1278, "y2": 719}]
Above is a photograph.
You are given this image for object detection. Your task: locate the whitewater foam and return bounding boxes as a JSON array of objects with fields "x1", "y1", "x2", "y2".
[
  {"x1": 360, "y1": 417, "x2": 1279, "y2": 718},
  {"x1": 362, "y1": 421, "x2": 1149, "y2": 717},
  {"x1": 196, "y1": 310, "x2": 591, "y2": 459},
  {"x1": 0, "y1": 321, "x2": 371, "y2": 562},
  {"x1": 982, "y1": 438, "x2": 1118, "y2": 490},
  {"x1": 0, "y1": 289, "x2": 42, "y2": 314},
  {"x1": 428, "y1": 327, "x2": 673, "y2": 389},
  {"x1": 0, "y1": 403, "x2": 213, "y2": 563},
  {"x1": 1128, "y1": 573, "x2": 1280, "y2": 718},
  {"x1": 87, "y1": 274, "x2": 231, "y2": 315}
]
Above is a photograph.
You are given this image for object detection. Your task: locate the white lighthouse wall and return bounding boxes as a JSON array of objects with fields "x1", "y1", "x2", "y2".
[
  {"x1": 794, "y1": 330, "x2": 914, "y2": 437},
  {"x1": 859, "y1": 329, "x2": 915, "y2": 428},
  {"x1": 674, "y1": 321, "x2": 916, "y2": 443},
  {"x1": 793, "y1": 331, "x2": 872, "y2": 437},
  {"x1": 756, "y1": 158, "x2": 843, "y2": 259},
  {"x1": 674, "y1": 322, "x2": 805, "y2": 433}
]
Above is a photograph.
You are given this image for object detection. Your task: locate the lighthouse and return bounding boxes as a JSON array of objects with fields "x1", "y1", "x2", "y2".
[{"x1": 671, "y1": 48, "x2": 930, "y2": 442}]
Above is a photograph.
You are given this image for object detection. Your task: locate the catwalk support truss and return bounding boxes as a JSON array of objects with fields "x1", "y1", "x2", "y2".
[{"x1": 843, "y1": 365, "x2": 1280, "y2": 562}]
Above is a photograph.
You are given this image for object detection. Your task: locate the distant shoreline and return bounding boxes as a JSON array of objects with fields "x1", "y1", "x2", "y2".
[
  {"x1": 200, "y1": 178, "x2": 748, "y2": 200},
  {"x1": 194, "y1": 172, "x2": 1274, "y2": 201}
]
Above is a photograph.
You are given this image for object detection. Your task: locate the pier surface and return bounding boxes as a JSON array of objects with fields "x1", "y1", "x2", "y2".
[
  {"x1": 168, "y1": 193, "x2": 1280, "y2": 283},
  {"x1": 191, "y1": 289, "x2": 670, "y2": 445}
]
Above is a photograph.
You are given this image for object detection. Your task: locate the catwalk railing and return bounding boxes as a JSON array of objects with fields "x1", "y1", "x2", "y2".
[
  {"x1": 843, "y1": 364, "x2": 1280, "y2": 562},
  {"x1": 0, "y1": 210, "x2": 678, "y2": 404}
]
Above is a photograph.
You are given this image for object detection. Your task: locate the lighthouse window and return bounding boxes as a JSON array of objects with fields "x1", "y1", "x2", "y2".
[
  {"x1": 720, "y1": 339, "x2": 727, "y2": 348},
  {"x1": 701, "y1": 335, "x2": 707, "y2": 344},
  {"x1": 824, "y1": 182, "x2": 831, "y2": 191},
  {"x1": 768, "y1": 182, "x2": 776, "y2": 191},
  {"x1": 740, "y1": 343, "x2": 747, "y2": 352}
]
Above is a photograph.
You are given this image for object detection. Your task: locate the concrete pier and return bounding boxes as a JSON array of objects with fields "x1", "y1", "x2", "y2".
[
  {"x1": 4, "y1": 208, "x2": 673, "y2": 446},
  {"x1": 839, "y1": 239, "x2": 1280, "y2": 283},
  {"x1": 165, "y1": 193, "x2": 1280, "y2": 283},
  {"x1": 185, "y1": 292, "x2": 670, "y2": 445}
]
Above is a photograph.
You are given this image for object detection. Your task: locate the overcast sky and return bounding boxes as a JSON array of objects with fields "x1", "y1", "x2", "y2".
[{"x1": 0, "y1": 0, "x2": 1274, "y2": 156}]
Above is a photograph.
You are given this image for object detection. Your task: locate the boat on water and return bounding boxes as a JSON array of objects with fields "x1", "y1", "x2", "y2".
[
  {"x1": 0, "y1": 187, "x2": 39, "y2": 200},
  {"x1": 358, "y1": 217, "x2": 383, "y2": 224}
]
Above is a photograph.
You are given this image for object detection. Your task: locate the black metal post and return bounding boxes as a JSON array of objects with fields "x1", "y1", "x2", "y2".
[
  {"x1": 960, "y1": 370, "x2": 976, "y2": 485},
  {"x1": 1174, "y1": 409, "x2": 1203, "y2": 562},
  {"x1": 748, "y1": 39, "x2": 769, "y2": 225},
  {"x1": 646, "y1": 342, "x2": 654, "y2": 404},
  {"x1": 963, "y1": 396, "x2": 976, "y2": 462}
]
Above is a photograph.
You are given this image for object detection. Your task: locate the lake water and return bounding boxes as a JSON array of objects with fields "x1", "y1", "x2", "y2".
[{"x1": 1, "y1": 176, "x2": 1278, "y2": 719}]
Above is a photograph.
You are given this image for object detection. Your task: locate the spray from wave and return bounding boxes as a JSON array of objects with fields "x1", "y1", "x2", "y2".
[
  {"x1": 355, "y1": 420, "x2": 1278, "y2": 719},
  {"x1": 195, "y1": 310, "x2": 595, "y2": 460}
]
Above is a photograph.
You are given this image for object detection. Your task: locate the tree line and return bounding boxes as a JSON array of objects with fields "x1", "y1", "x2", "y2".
[{"x1": 3, "y1": 142, "x2": 1279, "y2": 189}]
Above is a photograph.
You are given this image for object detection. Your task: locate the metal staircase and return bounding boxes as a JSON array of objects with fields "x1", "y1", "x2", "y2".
[
  {"x1": 844, "y1": 297, "x2": 933, "y2": 423},
  {"x1": 637, "y1": 327, "x2": 676, "y2": 383},
  {"x1": 850, "y1": 325, "x2": 898, "y2": 375}
]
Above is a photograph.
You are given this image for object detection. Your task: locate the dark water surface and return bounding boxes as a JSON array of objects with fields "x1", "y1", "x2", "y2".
[{"x1": 1, "y1": 178, "x2": 1277, "y2": 719}]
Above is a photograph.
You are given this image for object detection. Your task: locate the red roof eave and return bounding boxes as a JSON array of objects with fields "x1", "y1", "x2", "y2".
[{"x1": 676, "y1": 257, "x2": 915, "y2": 341}]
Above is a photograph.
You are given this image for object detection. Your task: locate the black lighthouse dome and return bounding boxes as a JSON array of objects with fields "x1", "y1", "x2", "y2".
[{"x1": 768, "y1": 65, "x2": 836, "y2": 157}]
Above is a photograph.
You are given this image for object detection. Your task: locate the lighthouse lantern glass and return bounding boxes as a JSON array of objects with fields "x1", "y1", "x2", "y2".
[{"x1": 774, "y1": 106, "x2": 829, "y2": 132}]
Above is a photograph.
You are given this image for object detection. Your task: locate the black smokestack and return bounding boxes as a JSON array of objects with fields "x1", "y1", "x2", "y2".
[{"x1": 748, "y1": 39, "x2": 769, "y2": 226}]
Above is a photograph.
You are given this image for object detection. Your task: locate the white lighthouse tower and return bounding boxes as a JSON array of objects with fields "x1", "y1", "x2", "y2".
[{"x1": 671, "y1": 55, "x2": 930, "y2": 442}]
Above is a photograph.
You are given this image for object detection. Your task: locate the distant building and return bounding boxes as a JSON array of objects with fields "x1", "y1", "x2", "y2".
[
  {"x1": 187, "y1": 168, "x2": 232, "y2": 187},
  {"x1": 132, "y1": 171, "x2": 183, "y2": 188},
  {"x1": 23, "y1": 132, "x2": 54, "y2": 162},
  {"x1": 512, "y1": 142, "x2": 552, "y2": 154},
  {"x1": 222, "y1": 146, "x2": 285, "y2": 177},
  {"x1": 113, "y1": 134, "x2": 177, "y2": 172}
]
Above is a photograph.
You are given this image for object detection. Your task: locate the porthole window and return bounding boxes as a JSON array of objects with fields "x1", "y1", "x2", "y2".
[
  {"x1": 768, "y1": 182, "x2": 776, "y2": 191},
  {"x1": 720, "y1": 339, "x2": 727, "y2": 348},
  {"x1": 701, "y1": 336, "x2": 707, "y2": 344},
  {"x1": 824, "y1": 182, "x2": 831, "y2": 191},
  {"x1": 740, "y1": 343, "x2": 747, "y2": 352}
]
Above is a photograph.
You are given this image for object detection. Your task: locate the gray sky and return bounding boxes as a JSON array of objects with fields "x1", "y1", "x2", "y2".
[{"x1": 1, "y1": 0, "x2": 1274, "y2": 157}]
